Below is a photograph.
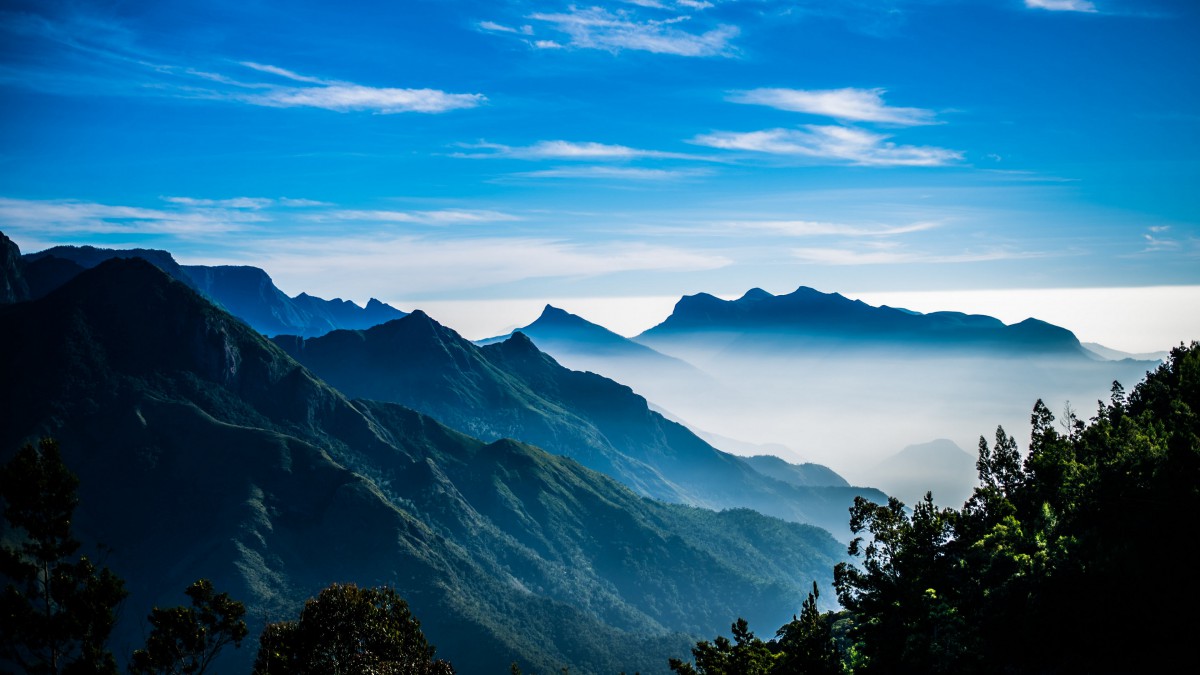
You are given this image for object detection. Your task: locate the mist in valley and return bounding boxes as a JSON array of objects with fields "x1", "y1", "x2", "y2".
[{"x1": 538, "y1": 338, "x2": 1160, "y2": 507}]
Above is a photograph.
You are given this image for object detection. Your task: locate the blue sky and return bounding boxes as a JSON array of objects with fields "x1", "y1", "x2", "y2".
[{"x1": 1, "y1": 0, "x2": 1197, "y2": 350}]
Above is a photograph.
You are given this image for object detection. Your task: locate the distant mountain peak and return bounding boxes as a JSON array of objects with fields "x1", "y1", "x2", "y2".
[
  {"x1": 406, "y1": 308, "x2": 432, "y2": 322},
  {"x1": 496, "y1": 330, "x2": 544, "y2": 357},
  {"x1": 534, "y1": 304, "x2": 577, "y2": 323},
  {"x1": 739, "y1": 288, "x2": 774, "y2": 301}
]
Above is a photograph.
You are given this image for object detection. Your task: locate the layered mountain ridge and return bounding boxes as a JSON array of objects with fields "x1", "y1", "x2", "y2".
[
  {"x1": 274, "y1": 311, "x2": 884, "y2": 538},
  {"x1": 3, "y1": 234, "x2": 405, "y2": 337},
  {"x1": 0, "y1": 257, "x2": 844, "y2": 673}
]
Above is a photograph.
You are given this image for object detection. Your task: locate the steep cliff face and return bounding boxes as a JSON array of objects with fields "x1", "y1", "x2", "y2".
[{"x1": 0, "y1": 231, "x2": 29, "y2": 304}]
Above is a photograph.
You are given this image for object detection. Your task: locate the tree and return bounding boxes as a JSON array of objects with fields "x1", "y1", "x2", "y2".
[
  {"x1": 128, "y1": 578, "x2": 248, "y2": 674},
  {"x1": 668, "y1": 618, "x2": 775, "y2": 675},
  {"x1": 252, "y1": 583, "x2": 453, "y2": 675},
  {"x1": 833, "y1": 493, "x2": 968, "y2": 674},
  {"x1": 0, "y1": 438, "x2": 127, "y2": 675},
  {"x1": 773, "y1": 583, "x2": 841, "y2": 675}
]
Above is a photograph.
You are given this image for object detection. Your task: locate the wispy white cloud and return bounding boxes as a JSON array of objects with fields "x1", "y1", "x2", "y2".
[
  {"x1": 313, "y1": 209, "x2": 520, "y2": 225},
  {"x1": 527, "y1": 6, "x2": 739, "y2": 56},
  {"x1": 729, "y1": 220, "x2": 942, "y2": 237},
  {"x1": 250, "y1": 236, "x2": 731, "y2": 296},
  {"x1": 691, "y1": 125, "x2": 962, "y2": 166},
  {"x1": 239, "y1": 62, "x2": 326, "y2": 84},
  {"x1": 792, "y1": 244, "x2": 1037, "y2": 265},
  {"x1": 0, "y1": 13, "x2": 483, "y2": 115},
  {"x1": 233, "y1": 63, "x2": 485, "y2": 113},
  {"x1": 510, "y1": 166, "x2": 710, "y2": 180},
  {"x1": 456, "y1": 139, "x2": 697, "y2": 161},
  {"x1": 0, "y1": 197, "x2": 258, "y2": 237},
  {"x1": 1142, "y1": 226, "x2": 1181, "y2": 252},
  {"x1": 163, "y1": 196, "x2": 273, "y2": 209},
  {"x1": 619, "y1": 0, "x2": 717, "y2": 8},
  {"x1": 1025, "y1": 0, "x2": 1098, "y2": 13},
  {"x1": 477, "y1": 21, "x2": 534, "y2": 35},
  {"x1": 728, "y1": 88, "x2": 938, "y2": 125}
]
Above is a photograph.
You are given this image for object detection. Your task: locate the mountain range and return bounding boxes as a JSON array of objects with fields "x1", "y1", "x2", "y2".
[
  {"x1": 0, "y1": 256, "x2": 844, "y2": 673},
  {"x1": 607, "y1": 286, "x2": 1156, "y2": 469},
  {"x1": 635, "y1": 286, "x2": 1090, "y2": 364},
  {"x1": 273, "y1": 312, "x2": 884, "y2": 538},
  {"x1": 5, "y1": 234, "x2": 406, "y2": 337},
  {"x1": 480, "y1": 304, "x2": 719, "y2": 415}
]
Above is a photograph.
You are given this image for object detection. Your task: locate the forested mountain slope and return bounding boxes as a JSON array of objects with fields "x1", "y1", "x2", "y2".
[{"x1": 0, "y1": 258, "x2": 844, "y2": 674}]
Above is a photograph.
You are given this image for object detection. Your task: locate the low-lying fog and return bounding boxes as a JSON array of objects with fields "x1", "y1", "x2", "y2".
[{"x1": 547, "y1": 343, "x2": 1158, "y2": 503}]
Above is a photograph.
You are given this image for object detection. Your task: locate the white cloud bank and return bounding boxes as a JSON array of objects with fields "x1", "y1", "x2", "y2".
[
  {"x1": 692, "y1": 125, "x2": 961, "y2": 166},
  {"x1": 729, "y1": 88, "x2": 938, "y2": 125}
]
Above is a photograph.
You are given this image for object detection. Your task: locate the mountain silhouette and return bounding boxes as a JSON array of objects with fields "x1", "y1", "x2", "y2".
[
  {"x1": 183, "y1": 264, "x2": 405, "y2": 337},
  {"x1": 637, "y1": 285, "x2": 1089, "y2": 362},
  {"x1": 6, "y1": 237, "x2": 406, "y2": 337}
]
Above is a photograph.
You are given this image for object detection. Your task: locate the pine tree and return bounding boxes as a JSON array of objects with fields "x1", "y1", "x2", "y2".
[{"x1": 0, "y1": 438, "x2": 127, "y2": 674}]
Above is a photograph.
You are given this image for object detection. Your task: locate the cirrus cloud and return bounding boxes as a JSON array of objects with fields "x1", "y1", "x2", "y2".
[
  {"x1": 237, "y1": 62, "x2": 484, "y2": 114},
  {"x1": 1025, "y1": 0, "x2": 1098, "y2": 13},
  {"x1": 527, "y1": 6, "x2": 739, "y2": 56},
  {"x1": 691, "y1": 125, "x2": 962, "y2": 166},
  {"x1": 455, "y1": 139, "x2": 698, "y2": 161},
  {"x1": 728, "y1": 87, "x2": 938, "y2": 125}
]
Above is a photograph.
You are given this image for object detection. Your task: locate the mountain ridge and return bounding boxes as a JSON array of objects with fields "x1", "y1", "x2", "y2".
[
  {"x1": 274, "y1": 311, "x2": 885, "y2": 538},
  {"x1": 636, "y1": 285, "x2": 1088, "y2": 360},
  {"x1": 1, "y1": 235, "x2": 406, "y2": 337}
]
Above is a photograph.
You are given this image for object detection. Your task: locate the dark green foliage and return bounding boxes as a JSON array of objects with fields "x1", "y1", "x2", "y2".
[
  {"x1": 252, "y1": 583, "x2": 453, "y2": 675},
  {"x1": 0, "y1": 439, "x2": 127, "y2": 675},
  {"x1": 773, "y1": 584, "x2": 840, "y2": 675},
  {"x1": 668, "y1": 619, "x2": 774, "y2": 675},
  {"x1": 667, "y1": 585, "x2": 845, "y2": 675},
  {"x1": 128, "y1": 578, "x2": 248, "y2": 675},
  {"x1": 833, "y1": 492, "x2": 967, "y2": 675}
]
